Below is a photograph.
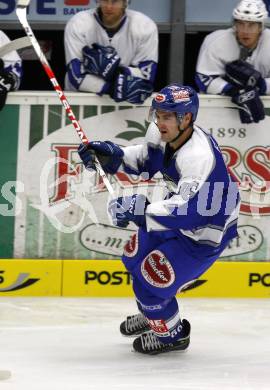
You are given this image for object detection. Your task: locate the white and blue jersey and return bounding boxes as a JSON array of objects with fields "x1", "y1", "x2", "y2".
[
  {"x1": 120, "y1": 122, "x2": 240, "y2": 256},
  {"x1": 119, "y1": 123, "x2": 240, "y2": 344},
  {"x1": 0, "y1": 30, "x2": 22, "y2": 89},
  {"x1": 64, "y1": 8, "x2": 158, "y2": 93},
  {"x1": 195, "y1": 28, "x2": 270, "y2": 95}
]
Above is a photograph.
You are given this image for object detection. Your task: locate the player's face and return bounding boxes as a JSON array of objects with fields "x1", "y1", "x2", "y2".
[
  {"x1": 234, "y1": 20, "x2": 262, "y2": 49},
  {"x1": 155, "y1": 110, "x2": 181, "y2": 143},
  {"x1": 98, "y1": 0, "x2": 126, "y2": 27}
]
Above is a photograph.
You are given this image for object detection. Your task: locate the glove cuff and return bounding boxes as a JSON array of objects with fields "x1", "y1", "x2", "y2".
[
  {"x1": 223, "y1": 83, "x2": 240, "y2": 97},
  {"x1": 257, "y1": 77, "x2": 267, "y2": 95}
]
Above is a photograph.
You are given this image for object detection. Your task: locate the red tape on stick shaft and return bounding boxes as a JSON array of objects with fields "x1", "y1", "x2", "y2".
[{"x1": 16, "y1": 4, "x2": 115, "y2": 195}]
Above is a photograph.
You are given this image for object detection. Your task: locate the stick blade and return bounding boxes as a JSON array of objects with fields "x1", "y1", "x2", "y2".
[
  {"x1": 0, "y1": 37, "x2": 31, "y2": 57},
  {"x1": 17, "y1": 0, "x2": 31, "y2": 7}
]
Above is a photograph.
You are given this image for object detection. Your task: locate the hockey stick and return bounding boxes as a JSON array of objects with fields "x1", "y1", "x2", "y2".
[
  {"x1": 16, "y1": 0, "x2": 114, "y2": 196},
  {"x1": 0, "y1": 36, "x2": 31, "y2": 57}
]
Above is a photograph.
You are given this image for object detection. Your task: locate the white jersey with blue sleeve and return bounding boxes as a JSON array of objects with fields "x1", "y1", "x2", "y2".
[
  {"x1": 0, "y1": 31, "x2": 22, "y2": 89},
  {"x1": 195, "y1": 28, "x2": 270, "y2": 95},
  {"x1": 120, "y1": 122, "x2": 240, "y2": 250},
  {"x1": 64, "y1": 9, "x2": 158, "y2": 93}
]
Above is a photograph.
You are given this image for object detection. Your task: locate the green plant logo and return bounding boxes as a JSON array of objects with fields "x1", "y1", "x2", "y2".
[{"x1": 116, "y1": 120, "x2": 149, "y2": 141}]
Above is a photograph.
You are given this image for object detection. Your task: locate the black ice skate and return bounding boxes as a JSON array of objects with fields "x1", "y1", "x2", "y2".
[
  {"x1": 120, "y1": 313, "x2": 151, "y2": 336},
  {"x1": 133, "y1": 319, "x2": 191, "y2": 355}
]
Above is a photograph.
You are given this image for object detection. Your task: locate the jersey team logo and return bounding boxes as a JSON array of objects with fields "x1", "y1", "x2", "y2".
[
  {"x1": 141, "y1": 250, "x2": 175, "y2": 288},
  {"x1": 123, "y1": 233, "x2": 138, "y2": 258}
]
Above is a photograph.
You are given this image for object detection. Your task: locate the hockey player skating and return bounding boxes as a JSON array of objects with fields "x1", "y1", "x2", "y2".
[
  {"x1": 195, "y1": 0, "x2": 270, "y2": 124},
  {"x1": 0, "y1": 31, "x2": 22, "y2": 111},
  {"x1": 64, "y1": 0, "x2": 158, "y2": 104},
  {"x1": 78, "y1": 84, "x2": 240, "y2": 355}
]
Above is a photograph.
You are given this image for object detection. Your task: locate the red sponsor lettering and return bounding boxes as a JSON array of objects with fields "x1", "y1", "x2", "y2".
[
  {"x1": 172, "y1": 90, "x2": 190, "y2": 102},
  {"x1": 148, "y1": 319, "x2": 169, "y2": 334},
  {"x1": 141, "y1": 251, "x2": 175, "y2": 288},
  {"x1": 243, "y1": 147, "x2": 270, "y2": 193},
  {"x1": 221, "y1": 146, "x2": 270, "y2": 215},
  {"x1": 50, "y1": 145, "x2": 82, "y2": 202}
]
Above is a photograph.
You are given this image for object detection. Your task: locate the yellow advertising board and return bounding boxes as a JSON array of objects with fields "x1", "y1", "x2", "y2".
[
  {"x1": 179, "y1": 261, "x2": 270, "y2": 298},
  {"x1": 0, "y1": 259, "x2": 269, "y2": 297},
  {"x1": 62, "y1": 260, "x2": 270, "y2": 298},
  {"x1": 62, "y1": 260, "x2": 132, "y2": 297},
  {"x1": 0, "y1": 260, "x2": 62, "y2": 296}
]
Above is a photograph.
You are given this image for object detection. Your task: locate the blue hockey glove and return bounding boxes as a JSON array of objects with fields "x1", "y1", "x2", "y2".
[
  {"x1": 108, "y1": 194, "x2": 150, "y2": 228},
  {"x1": 232, "y1": 87, "x2": 265, "y2": 124},
  {"x1": 257, "y1": 76, "x2": 267, "y2": 95},
  {"x1": 225, "y1": 60, "x2": 266, "y2": 94},
  {"x1": 78, "y1": 141, "x2": 124, "y2": 174},
  {"x1": 82, "y1": 43, "x2": 120, "y2": 81},
  {"x1": 109, "y1": 72, "x2": 153, "y2": 104}
]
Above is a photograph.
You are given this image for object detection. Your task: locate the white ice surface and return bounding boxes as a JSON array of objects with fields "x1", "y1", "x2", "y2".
[{"x1": 0, "y1": 297, "x2": 269, "y2": 390}]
